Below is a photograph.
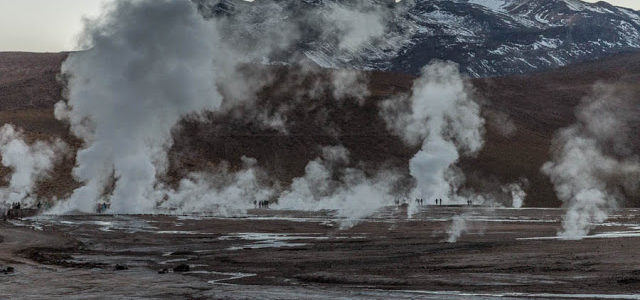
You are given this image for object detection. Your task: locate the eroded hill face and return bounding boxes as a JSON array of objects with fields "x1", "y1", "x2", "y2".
[{"x1": 0, "y1": 51, "x2": 639, "y2": 207}]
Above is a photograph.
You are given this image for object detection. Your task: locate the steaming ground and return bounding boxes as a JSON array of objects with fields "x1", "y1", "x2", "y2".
[{"x1": 3, "y1": 207, "x2": 640, "y2": 299}]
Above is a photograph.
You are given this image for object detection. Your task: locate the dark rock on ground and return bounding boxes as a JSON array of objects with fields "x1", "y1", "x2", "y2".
[
  {"x1": 114, "y1": 264, "x2": 128, "y2": 271},
  {"x1": 173, "y1": 264, "x2": 190, "y2": 273}
]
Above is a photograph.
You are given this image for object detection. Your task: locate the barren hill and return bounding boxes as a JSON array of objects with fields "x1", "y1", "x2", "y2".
[{"x1": 1, "y1": 51, "x2": 639, "y2": 207}]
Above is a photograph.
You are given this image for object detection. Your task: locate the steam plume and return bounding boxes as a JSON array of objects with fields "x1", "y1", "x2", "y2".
[
  {"x1": 542, "y1": 84, "x2": 640, "y2": 239},
  {"x1": 447, "y1": 214, "x2": 469, "y2": 243},
  {"x1": 0, "y1": 124, "x2": 65, "y2": 208},
  {"x1": 502, "y1": 179, "x2": 528, "y2": 208},
  {"x1": 53, "y1": 0, "x2": 402, "y2": 214},
  {"x1": 54, "y1": 0, "x2": 225, "y2": 213},
  {"x1": 157, "y1": 156, "x2": 275, "y2": 215},
  {"x1": 276, "y1": 145, "x2": 400, "y2": 228},
  {"x1": 381, "y1": 61, "x2": 485, "y2": 214}
]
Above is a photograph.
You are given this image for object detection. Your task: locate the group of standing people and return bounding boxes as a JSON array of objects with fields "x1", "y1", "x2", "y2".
[
  {"x1": 254, "y1": 200, "x2": 270, "y2": 209},
  {"x1": 434, "y1": 198, "x2": 443, "y2": 206},
  {"x1": 96, "y1": 203, "x2": 109, "y2": 213}
]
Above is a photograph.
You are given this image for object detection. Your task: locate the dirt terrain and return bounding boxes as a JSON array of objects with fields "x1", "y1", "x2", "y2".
[{"x1": 2, "y1": 208, "x2": 640, "y2": 299}]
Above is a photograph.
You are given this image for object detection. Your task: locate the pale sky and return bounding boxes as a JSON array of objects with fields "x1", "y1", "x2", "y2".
[
  {"x1": 0, "y1": 0, "x2": 110, "y2": 52},
  {"x1": 0, "y1": 0, "x2": 638, "y2": 52}
]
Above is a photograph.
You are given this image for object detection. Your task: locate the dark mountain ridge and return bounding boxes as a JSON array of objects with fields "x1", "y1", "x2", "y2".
[{"x1": 196, "y1": 0, "x2": 640, "y2": 77}]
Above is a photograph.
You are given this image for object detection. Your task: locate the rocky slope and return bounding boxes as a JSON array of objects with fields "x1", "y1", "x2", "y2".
[{"x1": 197, "y1": 0, "x2": 640, "y2": 77}]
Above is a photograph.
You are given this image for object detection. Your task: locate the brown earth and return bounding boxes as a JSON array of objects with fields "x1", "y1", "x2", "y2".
[
  {"x1": 1, "y1": 51, "x2": 639, "y2": 207},
  {"x1": 2, "y1": 208, "x2": 640, "y2": 298}
]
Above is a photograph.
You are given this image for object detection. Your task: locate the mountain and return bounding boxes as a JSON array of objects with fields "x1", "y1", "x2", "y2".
[{"x1": 196, "y1": 0, "x2": 640, "y2": 77}]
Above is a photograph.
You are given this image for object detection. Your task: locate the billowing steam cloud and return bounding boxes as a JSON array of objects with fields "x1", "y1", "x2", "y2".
[
  {"x1": 502, "y1": 179, "x2": 528, "y2": 208},
  {"x1": 0, "y1": 124, "x2": 66, "y2": 208},
  {"x1": 157, "y1": 156, "x2": 275, "y2": 216},
  {"x1": 54, "y1": 0, "x2": 225, "y2": 213},
  {"x1": 542, "y1": 84, "x2": 640, "y2": 240},
  {"x1": 381, "y1": 61, "x2": 485, "y2": 215},
  {"x1": 52, "y1": 0, "x2": 405, "y2": 214},
  {"x1": 323, "y1": 2, "x2": 387, "y2": 51},
  {"x1": 447, "y1": 214, "x2": 469, "y2": 243},
  {"x1": 276, "y1": 146, "x2": 400, "y2": 228}
]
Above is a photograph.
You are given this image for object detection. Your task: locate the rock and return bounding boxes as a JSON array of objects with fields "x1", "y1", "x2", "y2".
[
  {"x1": 173, "y1": 264, "x2": 190, "y2": 272},
  {"x1": 158, "y1": 268, "x2": 169, "y2": 274},
  {"x1": 114, "y1": 264, "x2": 128, "y2": 271},
  {"x1": 1, "y1": 266, "x2": 14, "y2": 274}
]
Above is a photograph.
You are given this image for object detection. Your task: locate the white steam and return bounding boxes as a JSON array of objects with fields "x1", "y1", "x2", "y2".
[
  {"x1": 52, "y1": 0, "x2": 402, "y2": 215},
  {"x1": 157, "y1": 156, "x2": 274, "y2": 216},
  {"x1": 276, "y1": 145, "x2": 399, "y2": 228},
  {"x1": 446, "y1": 214, "x2": 469, "y2": 243},
  {"x1": 0, "y1": 124, "x2": 66, "y2": 208},
  {"x1": 324, "y1": 3, "x2": 387, "y2": 51},
  {"x1": 331, "y1": 69, "x2": 370, "y2": 103},
  {"x1": 54, "y1": 0, "x2": 224, "y2": 213},
  {"x1": 542, "y1": 84, "x2": 640, "y2": 240},
  {"x1": 502, "y1": 179, "x2": 528, "y2": 208},
  {"x1": 381, "y1": 61, "x2": 485, "y2": 214}
]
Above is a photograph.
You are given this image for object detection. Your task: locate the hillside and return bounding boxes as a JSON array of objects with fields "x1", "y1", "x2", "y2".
[
  {"x1": 0, "y1": 51, "x2": 639, "y2": 207},
  {"x1": 197, "y1": 0, "x2": 640, "y2": 77}
]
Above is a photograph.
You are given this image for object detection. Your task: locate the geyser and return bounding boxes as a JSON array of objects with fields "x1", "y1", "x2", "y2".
[
  {"x1": 543, "y1": 84, "x2": 640, "y2": 240},
  {"x1": 52, "y1": 0, "x2": 408, "y2": 215},
  {"x1": 380, "y1": 60, "x2": 485, "y2": 214},
  {"x1": 54, "y1": 0, "x2": 225, "y2": 213},
  {"x1": 0, "y1": 124, "x2": 66, "y2": 208}
]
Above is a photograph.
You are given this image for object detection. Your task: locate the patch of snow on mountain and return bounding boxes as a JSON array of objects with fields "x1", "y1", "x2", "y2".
[
  {"x1": 533, "y1": 37, "x2": 562, "y2": 50},
  {"x1": 468, "y1": 0, "x2": 508, "y2": 13},
  {"x1": 617, "y1": 21, "x2": 640, "y2": 47},
  {"x1": 563, "y1": 0, "x2": 613, "y2": 14}
]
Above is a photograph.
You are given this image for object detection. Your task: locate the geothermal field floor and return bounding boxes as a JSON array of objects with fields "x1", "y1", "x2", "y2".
[{"x1": 2, "y1": 207, "x2": 640, "y2": 299}]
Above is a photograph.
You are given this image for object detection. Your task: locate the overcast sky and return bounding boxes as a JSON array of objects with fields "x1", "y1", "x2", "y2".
[{"x1": 0, "y1": 0, "x2": 638, "y2": 52}]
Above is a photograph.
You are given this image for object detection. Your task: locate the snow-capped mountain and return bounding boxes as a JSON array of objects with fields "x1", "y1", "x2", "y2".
[{"x1": 197, "y1": 0, "x2": 640, "y2": 77}]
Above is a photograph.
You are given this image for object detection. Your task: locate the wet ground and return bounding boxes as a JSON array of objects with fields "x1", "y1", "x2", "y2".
[{"x1": 2, "y1": 206, "x2": 640, "y2": 299}]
